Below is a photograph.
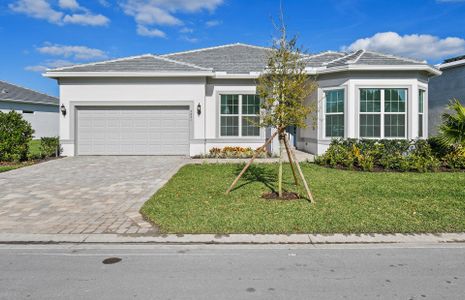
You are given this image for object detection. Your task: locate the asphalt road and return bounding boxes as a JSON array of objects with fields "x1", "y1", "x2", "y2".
[{"x1": 0, "y1": 243, "x2": 464, "y2": 299}]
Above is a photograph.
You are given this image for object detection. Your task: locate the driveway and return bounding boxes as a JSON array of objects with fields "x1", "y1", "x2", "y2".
[{"x1": 0, "y1": 156, "x2": 186, "y2": 234}]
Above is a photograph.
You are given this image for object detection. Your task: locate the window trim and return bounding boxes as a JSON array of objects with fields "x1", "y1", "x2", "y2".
[
  {"x1": 218, "y1": 93, "x2": 262, "y2": 138},
  {"x1": 323, "y1": 87, "x2": 346, "y2": 139},
  {"x1": 418, "y1": 89, "x2": 426, "y2": 138},
  {"x1": 356, "y1": 86, "x2": 409, "y2": 139}
]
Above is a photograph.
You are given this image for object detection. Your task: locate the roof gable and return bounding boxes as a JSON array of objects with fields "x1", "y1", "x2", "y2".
[
  {"x1": 0, "y1": 81, "x2": 58, "y2": 105},
  {"x1": 162, "y1": 43, "x2": 272, "y2": 74}
]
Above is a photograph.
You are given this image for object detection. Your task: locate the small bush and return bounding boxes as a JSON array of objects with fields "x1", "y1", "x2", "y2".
[
  {"x1": 316, "y1": 139, "x2": 442, "y2": 172},
  {"x1": 442, "y1": 146, "x2": 465, "y2": 170},
  {"x1": 206, "y1": 146, "x2": 267, "y2": 159},
  {"x1": 39, "y1": 137, "x2": 61, "y2": 158},
  {"x1": 0, "y1": 111, "x2": 34, "y2": 162}
]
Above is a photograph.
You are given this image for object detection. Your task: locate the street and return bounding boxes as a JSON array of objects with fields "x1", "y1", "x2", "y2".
[{"x1": 0, "y1": 243, "x2": 464, "y2": 299}]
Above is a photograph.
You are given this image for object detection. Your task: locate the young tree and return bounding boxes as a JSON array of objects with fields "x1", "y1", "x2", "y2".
[{"x1": 226, "y1": 18, "x2": 318, "y2": 202}]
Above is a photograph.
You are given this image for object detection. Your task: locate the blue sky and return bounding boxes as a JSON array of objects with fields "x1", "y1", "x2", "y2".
[{"x1": 1, "y1": 0, "x2": 465, "y2": 96}]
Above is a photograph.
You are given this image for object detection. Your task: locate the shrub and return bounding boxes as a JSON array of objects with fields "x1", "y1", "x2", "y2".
[
  {"x1": 316, "y1": 139, "x2": 442, "y2": 172},
  {"x1": 0, "y1": 111, "x2": 34, "y2": 162},
  {"x1": 442, "y1": 146, "x2": 465, "y2": 170},
  {"x1": 39, "y1": 137, "x2": 61, "y2": 158},
  {"x1": 207, "y1": 146, "x2": 266, "y2": 159}
]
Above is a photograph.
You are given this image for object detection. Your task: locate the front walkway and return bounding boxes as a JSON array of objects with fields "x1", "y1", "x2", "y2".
[{"x1": 0, "y1": 156, "x2": 186, "y2": 234}]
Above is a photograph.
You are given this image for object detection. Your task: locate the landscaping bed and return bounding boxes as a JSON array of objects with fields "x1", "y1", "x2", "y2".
[{"x1": 141, "y1": 163, "x2": 465, "y2": 234}]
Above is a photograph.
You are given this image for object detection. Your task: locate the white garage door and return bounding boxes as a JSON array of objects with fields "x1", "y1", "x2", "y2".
[{"x1": 77, "y1": 106, "x2": 190, "y2": 155}]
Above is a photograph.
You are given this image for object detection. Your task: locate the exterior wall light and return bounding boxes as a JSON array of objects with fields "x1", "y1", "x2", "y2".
[
  {"x1": 197, "y1": 103, "x2": 201, "y2": 116},
  {"x1": 60, "y1": 104, "x2": 67, "y2": 116}
]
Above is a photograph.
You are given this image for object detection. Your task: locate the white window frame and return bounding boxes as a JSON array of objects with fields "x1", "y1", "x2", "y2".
[
  {"x1": 418, "y1": 89, "x2": 425, "y2": 138},
  {"x1": 323, "y1": 87, "x2": 345, "y2": 139},
  {"x1": 219, "y1": 94, "x2": 261, "y2": 138},
  {"x1": 358, "y1": 87, "x2": 408, "y2": 139}
]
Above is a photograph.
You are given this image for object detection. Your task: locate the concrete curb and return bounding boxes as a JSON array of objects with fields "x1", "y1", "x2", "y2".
[{"x1": 0, "y1": 233, "x2": 464, "y2": 244}]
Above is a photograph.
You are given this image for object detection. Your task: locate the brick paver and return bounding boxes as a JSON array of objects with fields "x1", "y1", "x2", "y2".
[{"x1": 0, "y1": 156, "x2": 186, "y2": 234}]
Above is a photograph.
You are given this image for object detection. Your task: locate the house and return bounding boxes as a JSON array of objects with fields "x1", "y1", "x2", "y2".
[
  {"x1": 429, "y1": 55, "x2": 465, "y2": 136},
  {"x1": 0, "y1": 80, "x2": 59, "y2": 138},
  {"x1": 43, "y1": 43, "x2": 440, "y2": 156}
]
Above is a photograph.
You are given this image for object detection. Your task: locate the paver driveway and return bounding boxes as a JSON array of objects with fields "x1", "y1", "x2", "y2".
[{"x1": 0, "y1": 156, "x2": 186, "y2": 234}]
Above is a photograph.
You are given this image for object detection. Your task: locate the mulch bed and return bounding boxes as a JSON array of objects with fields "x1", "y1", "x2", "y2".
[{"x1": 262, "y1": 191, "x2": 301, "y2": 201}]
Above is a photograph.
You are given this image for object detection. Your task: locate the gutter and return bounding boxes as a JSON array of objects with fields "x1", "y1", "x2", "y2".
[{"x1": 43, "y1": 71, "x2": 215, "y2": 78}]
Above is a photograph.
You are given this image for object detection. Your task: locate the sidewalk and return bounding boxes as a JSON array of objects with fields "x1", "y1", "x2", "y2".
[{"x1": 1, "y1": 232, "x2": 464, "y2": 244}]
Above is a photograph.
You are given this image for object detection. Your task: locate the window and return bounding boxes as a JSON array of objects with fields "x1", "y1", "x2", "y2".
[
  {"x1": 359, "y1": 88, "x2": 407, "y2": 138},
  {"x1": 325, "y1": 89, "x2": 344, "y2": 137},
  {"x1": 22, "y1": 110, "x2": 34, "y2": 114},
  {"x1": 384, "y1": 89, "x2": 406, "y2": 138},
  {"x1": 360, "y1": 89, "x2": 381, "y2": 137},
  {"x1": 418, "y1": 90, "x2": 425, "y2": 137},
  {"x1": 220, "y1": 94, "x2": 260, "y2": 137}
]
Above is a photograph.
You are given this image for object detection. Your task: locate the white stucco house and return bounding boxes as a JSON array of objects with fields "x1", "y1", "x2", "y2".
[
  {"x1": 43, "y1": 43, "x2": 440, "y2": 157},
  {"x1": 0, "y1": 80, "x2": 59, "y2": 138}
]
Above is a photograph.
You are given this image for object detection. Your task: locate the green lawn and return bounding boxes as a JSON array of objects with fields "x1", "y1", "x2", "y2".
[
  {"x1": 141, "y1": 163, "x2": 465, "y2": 234},
  {"x1": 0, "y1": 140, "x2": 41, "y2": 173}
]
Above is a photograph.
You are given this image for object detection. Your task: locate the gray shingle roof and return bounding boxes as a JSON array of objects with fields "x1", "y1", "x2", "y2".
[
  {"x1": 47, "y1": 54, "x2": 212, "y2": 73},
  {"x1": 302, "y1": 52, "x2": 347, "y2": 67},
  {"x1": 355, "y1": 51, "x2": 425, "y2": 65},
  {"x1": 0, "y1": 81, "x2": 58, "y2": 105},
  {"x1": 45, "y1": 43, "x2": 434, "y2": 76},
  {"x1": 162, "y1": 43, "x2": 272, "y2": 73}
]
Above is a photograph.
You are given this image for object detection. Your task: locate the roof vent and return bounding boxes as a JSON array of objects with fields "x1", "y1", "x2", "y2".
[{"x1": 1, "y1": 89, "x2": 8, "y2": 94}]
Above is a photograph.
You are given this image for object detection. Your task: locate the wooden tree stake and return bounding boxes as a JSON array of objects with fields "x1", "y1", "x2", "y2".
[
  {"x1": 284, "y1": 134, "x2": 315, "y2": 203},
  {"x1": 225, "y1": 131, "x2": 278, "y2": 195},
  {"x1": 283, "y1": 131, "x2": 299, "y2": 186}
]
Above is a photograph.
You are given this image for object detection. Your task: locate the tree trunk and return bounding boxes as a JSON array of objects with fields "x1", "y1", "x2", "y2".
[
  {"x1": 284, "y1": 134, "x2": 314, "y2": 203},
  {"x1": 278, "y1": 135, "x2": 283, "y2": 198},
  {"x1": 283, "y1": 130, "x2": 299, "y2": 186}
]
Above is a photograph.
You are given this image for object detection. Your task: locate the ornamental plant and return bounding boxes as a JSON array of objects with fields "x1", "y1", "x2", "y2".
[{"x1": 0, "y1": 111, "x2": 34, "y2": 162}]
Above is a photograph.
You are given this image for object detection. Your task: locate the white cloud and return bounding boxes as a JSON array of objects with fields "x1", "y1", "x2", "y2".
[
  {"x1": 205, "y1": 20, "x2": 221, "y2": 27},
  {"x1": 136, "y1": 25, "x2": 166, "y2": 38},
  {"x1": 37, "y1": 44, "x2": 108, "y2": 60},
  {"x1": 98, "y1": 0, "x2": 110, "y2": 7},
  {"x1": 120, "y1": 0, "x2": 224, "y2": 37},
  {"x1": 63, "y1": 13, "x2": 109, "y2": 26},
  {"x1": 343, "y1": 32, "x2": 465, "y2": 61},
  {"x1": 9, "y1": 0, "x2": 109, "y2": 26},
  {"x1": 180, "y1": 36, "x2": 199, "y2": 43},
  {"x1": 9, "y1": 0, "x2": 63, "y2": 24},
  {"x1": 179, "y1": 27, "x2": 193, "y2": 33},
  {"x1": 25, "y1": 59, "x2": 75, "y2": 72},
  {"x1": 58, "y1": 0, "x2": 80, "y2": 10}
]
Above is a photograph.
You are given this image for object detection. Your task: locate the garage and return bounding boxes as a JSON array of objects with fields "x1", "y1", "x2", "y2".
[{"x1": 76, "y1": 106, "x2": 190, "y2": 155}]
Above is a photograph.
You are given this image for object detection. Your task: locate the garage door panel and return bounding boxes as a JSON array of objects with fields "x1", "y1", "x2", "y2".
[{"x1": 77, "y1": 106, "x2": 190, "y2": 155}]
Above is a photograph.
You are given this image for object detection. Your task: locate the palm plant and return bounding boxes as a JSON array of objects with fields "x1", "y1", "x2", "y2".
[{"x1": 438, "y1": 99, "x2": 465, "y2": 147}]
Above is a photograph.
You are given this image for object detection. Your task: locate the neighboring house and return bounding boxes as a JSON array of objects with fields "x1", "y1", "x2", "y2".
[
  {"x1": 44, "y1": 43, "x2": 440, "y2": 156},
  {"x1": 0, "y1": 80, "x2": 59, "y2": 138},
  {"x1": 428, "y1": 55, "x2": 465, "y2": 136}
]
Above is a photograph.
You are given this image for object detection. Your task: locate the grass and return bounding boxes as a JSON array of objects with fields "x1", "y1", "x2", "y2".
[
  {"x1": 141, "y1": 163, "x2": 465, "y2": 234},
  {"x1": 0, "y1": 140, "x2": 41, "y2": 173}
]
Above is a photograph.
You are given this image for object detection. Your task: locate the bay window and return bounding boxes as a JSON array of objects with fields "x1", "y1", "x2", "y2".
[
  {"x1": 359, "y1": 88, "x2": 407, "y2": 138},
  {"x1": 325, "y1": 89, "x2": 345, "y2": 138},
  {"x1": 220, "y1": 94, "x2": 260, "y2": 137}
]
